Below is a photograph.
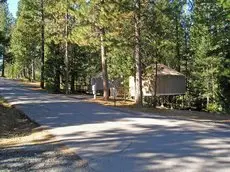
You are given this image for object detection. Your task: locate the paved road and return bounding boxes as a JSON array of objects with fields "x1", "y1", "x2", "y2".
[{"x1": 1, "y1": 77, "x2": 230, "y2": 172}]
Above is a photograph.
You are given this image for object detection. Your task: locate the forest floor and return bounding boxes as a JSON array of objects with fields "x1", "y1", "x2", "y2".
[
  {"x1": 87, "y1": 97, "x2": 230, "y2": 124},
  {"x1": 0, "y1": 96, "x2": 39, "y2": 139},
  {"x1": 11, "y1": 78, "x2": 44, "y2": 91},
  {"x1": 0, "y1": 96, "x2": 88, "y2": 172}
]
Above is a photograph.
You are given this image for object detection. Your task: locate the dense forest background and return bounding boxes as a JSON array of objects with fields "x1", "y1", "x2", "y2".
[{"x1": 0, "y1": 0, "x2": 229, "y2": 112}]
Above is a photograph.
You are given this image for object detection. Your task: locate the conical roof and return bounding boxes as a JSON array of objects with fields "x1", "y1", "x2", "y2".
[
  {"x1": 157, "y1": 64, "x2": 184, "y2": 76},
  {"x1": 145, "y1": 64, "x2": 184, "y2": 76}
]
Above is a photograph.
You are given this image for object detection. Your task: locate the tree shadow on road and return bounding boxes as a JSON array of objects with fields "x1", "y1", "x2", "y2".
[{"x1": 1, "y1": 81, "x2": 230, "y2": 172}]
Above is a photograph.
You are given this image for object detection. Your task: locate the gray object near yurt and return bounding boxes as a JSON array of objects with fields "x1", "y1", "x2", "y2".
[
  {"x1": 91, "y1": 72, "x2": 117, "y2": 91},
  {"x1": 91, "y1": 73, "x2": 105, "y2": 90}
]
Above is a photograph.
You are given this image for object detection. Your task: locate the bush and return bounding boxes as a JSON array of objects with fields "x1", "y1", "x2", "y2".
[{"x1": 207, "y1": 103, "x2": 220, "y2": 112}]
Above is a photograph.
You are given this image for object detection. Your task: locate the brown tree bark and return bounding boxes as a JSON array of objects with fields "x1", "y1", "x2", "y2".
[
  {"x1": 100, "y1": 27, "x2": 109, "y2": 100},
  {"x1": 134, "y1": 0, "x2": 143, "y2": 107},
  {"x1": 99, "y1": 0, "x2": 109, "y2": 100},
  {"x1": 175, "y1": 15, "x2": 181, "y2": 72},
  {"x1": 1, "y1": 55, "x2": 4, "y2": 77},
  {"x1": 71, "y1": 73, "x2": 75, "y2": 93},
  {"x1": 153, "y1": 60, "x2": 158, "y2": 108},
  {"x1": 54, "y1": 67, "x2": 60, "y2": 93},
  {"x1": 64, "y1": 0, "x2": 69, "y2": 94},
  {"x1": 40, "y1": 0, "x2": 45, "y2": 88},
  {"x1": 32, "y1": 59, "x2": 35, "y2": 81}
]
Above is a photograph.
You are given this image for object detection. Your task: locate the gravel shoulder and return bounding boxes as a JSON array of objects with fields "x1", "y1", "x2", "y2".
[{"x1": 1, "y1": 131, "x2": 89, "y2": 172}]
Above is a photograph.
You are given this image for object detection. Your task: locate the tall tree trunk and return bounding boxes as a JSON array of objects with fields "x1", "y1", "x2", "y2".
[
  {"x1": 64, "y1": 0, "x2": 69, "y2": 94},
  {"x1": 54, "y1": 67, "x2": 60, "y2": 93},
  {"x1": 176, "y1": 15, "x2": 181, "y2": 72},
  {"x1": 1, "y1": 55, "x2": 4, "y2": 77},
  {"x1": 23, "y1": 67, "x2": 26, "y2": 78},
  {"x1": 32, "y1": 59, "x2": 35, "y2": 81},
  {"x1": 184, "y1": 28, "x2": 188, "y2": 90},
  {"x1": 100, "y1": 27, "x2": 109, "y2": 100},
  {"x1": 40, "y1": 0, "x2": 45, "y2": 88},
  {"x1": 28, "y1": 65, "x2": 32, "y2": 81},
  {"x1": 71, "y1": 73, "x2": 75, "y2": 93},
  {"x1": 134, "y1": 0, "x2": 142, "y2": 107},
  {"x1": 99, "y1": 0, "x2": 109, "y2": 100},
  {"x1": 153, "y1": 60, "x2": 158, "y2": 108}
]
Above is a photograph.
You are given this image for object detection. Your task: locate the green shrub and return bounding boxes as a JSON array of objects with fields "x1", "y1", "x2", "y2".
[{"x1": 207, "y1": 103, "x2": 220, "y2": 112}]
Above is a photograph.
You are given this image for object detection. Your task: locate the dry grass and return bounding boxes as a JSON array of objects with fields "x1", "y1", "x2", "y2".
[
  {"x1": 87, "y1": 97, "x2": 230, "y2": 123},
  {"x1": 0, "y1": 129, "x2": 54, "y2": 148},
  {"x1": 20, "y1": 80, "x2": 42, "y2": 91},
  {"x1": 87, "y1": 97, "x2": 136, "y2": 107},
  {"x1": 129, "y1": 107, "x2": 230, "y2": 123},
  {"x1": 0, "y1": 97, "x2": 78, "y2": 157},
  {"x1": 10, "y1": 78, "x2": 42, "y2": 91},
  {"x1": 0, "y1": 103, "x2": 39, "y2": 139},
  {"x1": 0, "y1": 97, "x2": 53, "y2": 148}
]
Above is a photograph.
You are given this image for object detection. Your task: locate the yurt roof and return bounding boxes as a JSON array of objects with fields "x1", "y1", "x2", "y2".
[{"x1": 146, "y1": 64, "x2": 184, "y2": 76}]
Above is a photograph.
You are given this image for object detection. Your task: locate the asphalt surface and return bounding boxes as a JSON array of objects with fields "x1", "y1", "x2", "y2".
[{"x1": 1, "y1": 77, "x2": 230, "y2": 172}]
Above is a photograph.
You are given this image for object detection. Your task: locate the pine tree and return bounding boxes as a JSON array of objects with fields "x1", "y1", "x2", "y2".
[
  {"x1": 71, "y1": 0, "x2": 124, "y2": 100},
  {"x1": 0, "y1": 0, "x2": 12, "y2": 77},
  {"x1": 4, "y1": 0, "x2": 230, "y2": 112},
  {"x1": 10, "y1": 0, "x2": 41, "y2": 80},
  {"x1": 189, "y1": 0, "x2": 229, "y2": 111}
]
